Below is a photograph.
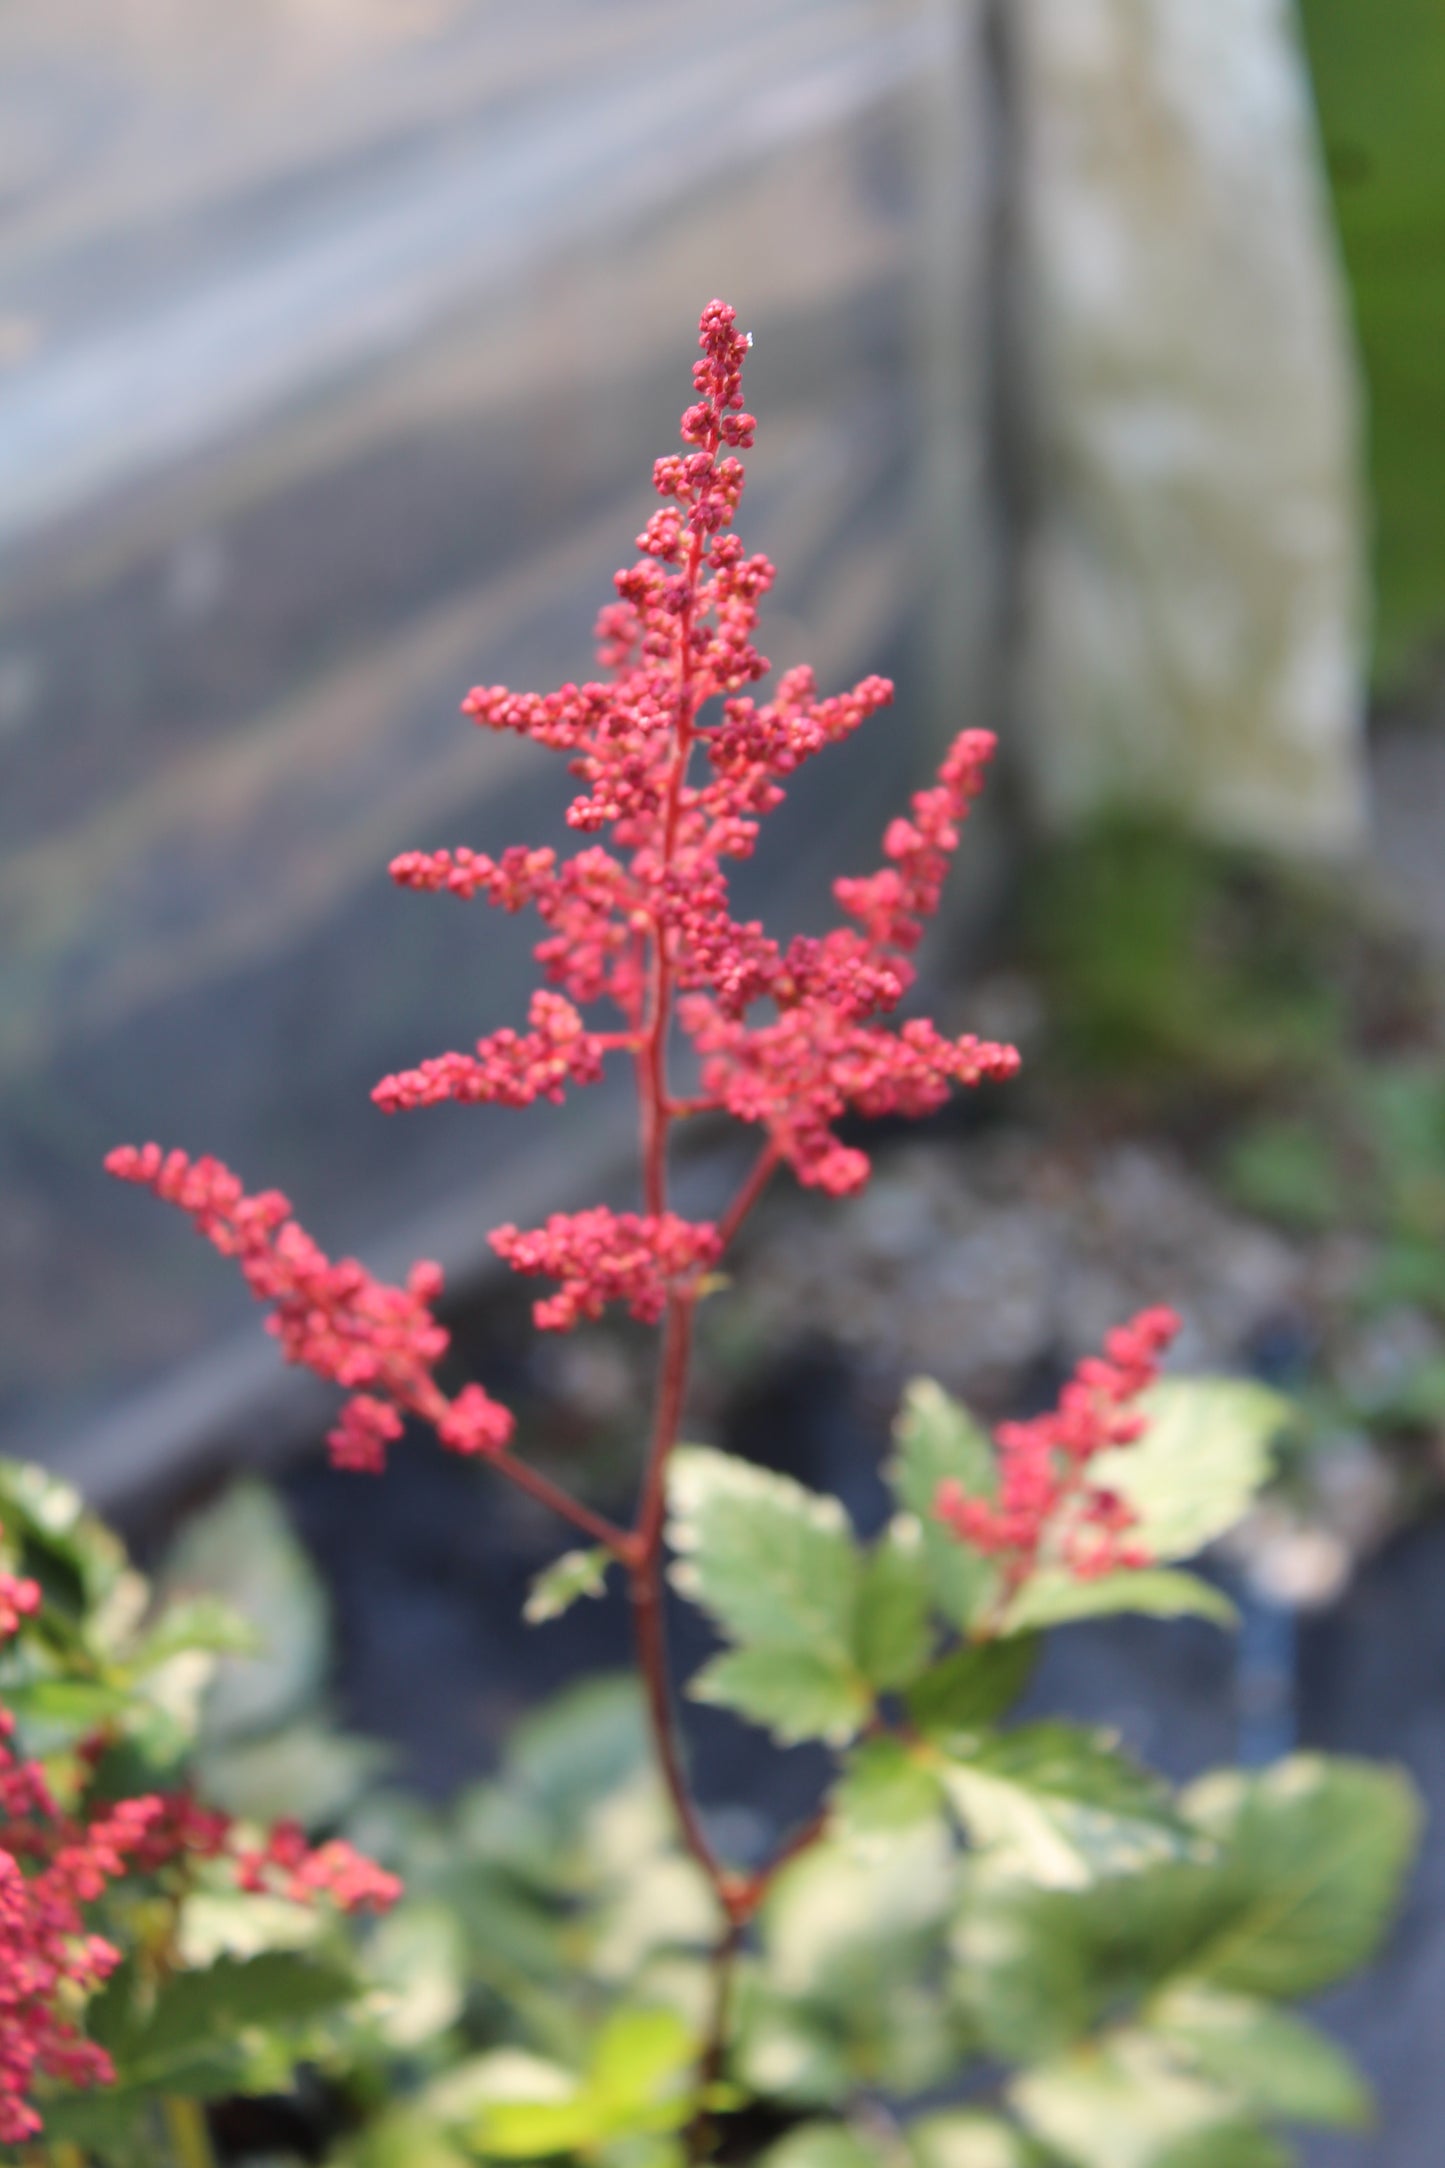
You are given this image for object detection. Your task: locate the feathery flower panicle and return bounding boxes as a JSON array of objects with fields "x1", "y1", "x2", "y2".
[
  {"x1": 936, "y1": 1306, "x2": 1181, "y2": 1585},
  {"x1": 103, "y1": 1144, "x2": 512, "y2": 1476},
  {"x1": 377, "y1": 296, "x2": 1018, "y2": 1286},
  {"x1": 111, "y1": 297, "x2": 1016, "y2": 1364}
]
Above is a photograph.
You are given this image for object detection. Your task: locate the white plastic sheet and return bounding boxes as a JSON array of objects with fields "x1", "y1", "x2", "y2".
[{"x1": 1011, "y1": 0, "x2": 1367, "y2": 853}]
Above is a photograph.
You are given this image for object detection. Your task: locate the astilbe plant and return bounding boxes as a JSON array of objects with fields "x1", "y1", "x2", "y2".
[
  {"x1": 106, "y1": 300, "x2": 1020, "y2": 1929},
  {"x1": 92, "y1": 303, "x2": 1419, "y2": 2168},
  {"x1": 0, "y1": 1482, "x2": 399, "y2": 2155}
]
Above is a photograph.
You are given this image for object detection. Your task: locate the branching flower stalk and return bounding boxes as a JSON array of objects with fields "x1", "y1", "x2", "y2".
[{"x1": 105, "y1": 302, "x2": 1189, "y2": 2155}]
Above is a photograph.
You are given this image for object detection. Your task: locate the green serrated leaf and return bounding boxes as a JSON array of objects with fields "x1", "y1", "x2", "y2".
[
  {"x1": 668, "y1": 1446, "x2": 861, "y2": 1659},
  {"x1": 506, "y1": 1673, "x2": 650, "y2": 1839},
  {"x1": 364, "y1": 1900, "x2": 467, "y2": 2049},
  {"x1": 853, "y1": 1517, "x2": 934, "y2": 1690},
  {"x1": 525, "y1": 1546, "x2": 613, "y2": 1624},
  {"x1": 1000, "y1": 1568, "x2": 1237, "y2": 1637},
  {"x1": 886, "y1": 1382, "x2": 999, "y2": 1631},
  {"x1": 907, "y1": 2111, "x2": 1046, "y2": 2168},
  {"x1": 1147, "y1": 1982, "x2": 1370, "y2": 2129},
  {"x1": 336, "y1": 2105, "x2": 474, "y2": 2168},
  {"x1": 731, "y1": 1978, "x2": 854, "y2": 2108},
  {"x1": 760, "y1": 2122, "x2": 888, "y2": 2168},
  {"x1": 154, "y1": 1951, "x2": 355, "y2": 2055},
  {"x1": 463, "y1": 2008, "x2": 695, "y2": 2160},
  {"x1": 1091, "y1": 1380, "x2": 1290, "y2": 1563},
  {"x1": 199, "y1": 1718, "x2": 388, "y2": 1826},
  {"x1": 834, "y1": 1737, "x2": 945, "y2": 1838},
  {"x1": 1181, "y1": 1754, "x2": 1421, "y2": 1999},
  {"x1": 761, "y1": 1823, "x2": 959, "y2": 2012},
  {"x1": 0, "y1": 1457, "x2": 127, "y2": 1614},
  {"x1": 1011, "y1": 2030, "x2": 1267, "y2": 2168},
  {"x1": 176, "y1": 1887, "x2": 325, "y2": 1965},
  {"x1": 454, "y1": 2047, "x2": 589, "y2": 2156},
  {"x1": 588, "y1": 2004, "x2": 695, "y2": 2106},
  {"x1": 941, "y1": 1724, "x2": 1200, "y2": 1888},
  {"x1": 690, "y1": 1646, "x2": 869, "y2": 1747},
  {"x1": 160, "y1": 1480, "x2": 329, "y2": 1743},
  {"x1": 132, "y1": 1594, "x2": 261, "y2": 1670},
  {"x1": 91, "y1": 1950, "x2": 355, "y2": 2100},
  {"x1": 951, "y1": 1870, "x2": 1099, "y2": 2062},
  {"x1": 906, "y1": 1637, "x2": 1039, "y2": 1739},
  {"x1": 954, "y1": 1753, "x2": 1421, "y2": 2070},
  {"x1": 3, "y1": 1676, "x2": 133, "y2": 1753}
]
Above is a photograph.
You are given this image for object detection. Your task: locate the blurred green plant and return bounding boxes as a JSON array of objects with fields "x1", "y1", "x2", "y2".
[
  {"x1": 1226, "y1": 1061, "x2": 1445, "y2": 1317},
  {"x1": 1018, "y1": 817, "x2": 1364, "y2": 1104},
  {"x1": 1020, "y1": 810, "x2": 1445, "y2": 1471},
  {"x1": 0, "y1": 1459, "x2": 392, "y2": 2167},
  {"x1": 1301, "y1": 0, "x2": 1445, "y2": 683},
  {"x1": 7, "y1": 1363, "x2": 1420, "y2": 2167}
]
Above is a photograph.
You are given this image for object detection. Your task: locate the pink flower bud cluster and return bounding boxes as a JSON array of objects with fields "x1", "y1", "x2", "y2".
[
  {"x1": 0, "y1": 1570, "x2": 39, "y2": 1641},
  {"x1": 373, "y1": 990, "x2": 614, "y2": 1114},
  {"x1": 234, "y1": 1820, "x2": 401, "y2": 1912},
  {"x1": 0, "y1": 1783, "x2": 143, "y2": 2143},
  {"x1": 104, "y1": 1145, "x2": 513, "y2": 1475},
  {"x1": 491, "y1": 1209, "x2": 722, "y2": 1332},
  {"x1": 936, "y1": 1307, "x2": 1182, "y2": 1586}
]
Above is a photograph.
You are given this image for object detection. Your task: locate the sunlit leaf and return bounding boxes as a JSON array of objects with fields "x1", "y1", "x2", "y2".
[
  {"x1": 1090, "y1": 1380, "x2": 1290, "y2": 1563},
  {"x1": 1000, "y1": 1569, "x2": 1236, "y2": 1637},
  {"x1": 941, "y1": 1724, "x2": 1200, "y2": 1888},
  {"x1": 886, "y1": 1382, "x2": 999, "y2": 1630},
  {"x1": 364, "y1": 1901, "x2": 467, "y2": 2049},
  {"x1": 668, "y1": 1446, "x2": 860, "y2": 1657},
  {"x1": 907, "y1": 2111, "x2": 1049, "y2": 2168},
  {"x1": 690, "y1": 1646, "x2": 869, "y2": 1747},
  {"x1": 1147, "y1": 1982, "x2": 1369, "y2": 2129},
  {"x1": 199, "y1": 1719, "x2": 388, "y2": 1826},
  {"x1": 131, "y1": 1594, "x2": 260, "y2": 1671},
  {"x1": 1011, "y1": 2030, "x2": 1277, "y2": 2168},
  {"x1": 588, "y1": 2004, "x2": 695, "y2": 2106},
  {"x1": 159, "y1": 1481, "x2": 329, "y2": 1743},
  {"x1": 759, "y1": 2122, "x2": 888, "y2": 2168},
  {"x1": 833, "y1": 1737, "x2": 945, "y2": 1838},
  {"x1": 669, "y1": 1448, "x2": 868, "y2": 1743},
  {"x1": 853, "y1": 1517, "x2": 934, "y2": 1690},
  {"x1": 525, "y1": 1546, "x2": 613, "y2": 1624},
  {"x1": 1180, "y1": 1754, "x2": 1420, "y2": 1998}
]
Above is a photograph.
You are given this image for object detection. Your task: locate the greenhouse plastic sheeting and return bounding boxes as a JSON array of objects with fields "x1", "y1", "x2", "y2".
[{"x1": 1012, "y1": 0, "x2": 1367, "y2": 854}]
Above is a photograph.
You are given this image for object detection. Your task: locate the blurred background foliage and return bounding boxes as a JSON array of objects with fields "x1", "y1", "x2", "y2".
[{"x1": 1301, "y1": 0, "x2": 1445, "y2": 685}]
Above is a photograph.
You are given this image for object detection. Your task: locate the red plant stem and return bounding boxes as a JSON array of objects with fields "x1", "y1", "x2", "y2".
[
  {"x1": 627, "y1": 1293, "x2": 743, "y2": 1916},
  {"x1": 751, "y1": 1801, "x2": 831, "y2": 1899},
  {"x1": 683, "y1": 1912, "x2": 744, "y2": 2164},
  {"x1": 488, "y1": 1450, "x2": 634, "y2": 1559},
  {"x1": 715, "y1": 1139, "x2": 781, "y2": 1254},
  {"x1": 622, "y1": 420, "x2": 830, "y2": 2157}
]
